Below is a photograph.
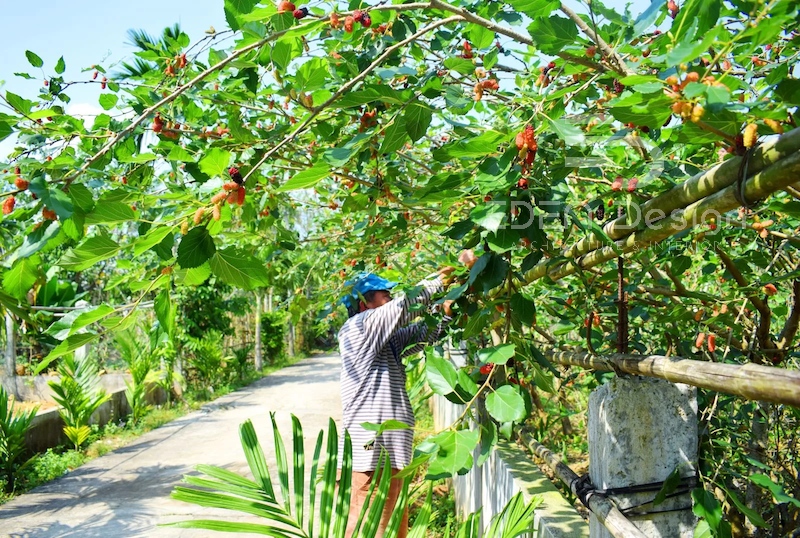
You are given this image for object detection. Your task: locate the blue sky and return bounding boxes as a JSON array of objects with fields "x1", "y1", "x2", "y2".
[{"x1": 0, "y1": 0, "x2": 228, "y2": 106}]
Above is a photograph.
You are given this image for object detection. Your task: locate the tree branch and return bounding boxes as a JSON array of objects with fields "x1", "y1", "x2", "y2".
[
  {"x1": 777, "y1": 279, "x2": 800, "y2": 351},
  {"x1": 558, "y1": 3, "x2": 635, "y2": 77},
  {"x1": 715, "y1": 246, "x2": 776, "y2": 359},
  {"x1": 62, "y1": 21, "x2": 323, "y2": 187}
]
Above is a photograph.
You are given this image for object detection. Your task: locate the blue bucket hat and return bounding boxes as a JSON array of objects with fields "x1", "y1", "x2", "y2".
[{"x1": 341, "y1": 272, "x2": 398, "y2": 310}]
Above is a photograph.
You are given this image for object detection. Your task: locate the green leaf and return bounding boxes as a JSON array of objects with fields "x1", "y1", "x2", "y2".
[
  {"x1": 99, "y1": 93, "x2": 118, "y2": 110},
  {"x1": 209, "y1": 247, "x2": 270, "y2": 290},
  {"x1": 426, "y1": 430, "x2": 480, "y2": 479},
  {"x1": 277, "y1": 163, "x2": 330, "y2": 192},
  {"x1": 167, "y1": 145, "x2": 197, "y2": 162},
  {"x1": 0, "y1": 121, "x2": 13, "y2": 143},
  {"x1": 35, "y1": 333, "x2": 98, "y2": 374},
  {"x1": 507, "y1": 0, "x2": 558, "y2": 19},
  {"x1": 176, "y1": 263, "x2": 212, "y2": 286},
  {"x1": 155, "y1": 289, "x2": 175, "y2": 338},
  {"x1": 720, "y1": 486, "x2": 767, "y2": 528},
  {"x1": 271, "y1": 38, "x2": 299, "y2": 71},
  {"x1": 380, "y1": 116, "x2": 409, "y2": 154},
  {"x1": 68, "y1": 184, "x2": 95, "y2": 213},
  {"x1": 548, "y1": 118, "x2": 584, "y2": 145},
  {"x1": 84, "y1": 202, "x2": 135, "y2": 224},
  {"x1": 405, "y1": 102, "x2": 433, "y2": 142},
  {"x1": 468, "y1": 24, "x2": 494, "y2": 49},
  {"x1": 470, "y1": 203, "x2": 506, "y2": 233},
  {"x1": 425, "y1": 355, "x2": 459, "y2": 396},
  {"x1": 749, "y1": 474, "x2": 800, "y2": 507},
  {"x1": 46, "y1": 304, "x2": 115, "y2": 340},
  {"x1": 134, "y1": 226, "x2": 176, "y2": 256},
  {"x1": 25, "y1": 50, "x2": 43, "y2": 68},
  {"x1": 296, "y1": 58, "x2": 328, "y2": 93},
  {"x1": 360, "y1": 419, "x2": 411, "y2": 438},
  {"x1": 527, "y1": 16, "x2": 578, "y2": 55},
  {"x1": 692, "y1": 488, "x2": 724, "y2": 530},
  {"x1": 55, "y1": 56, "x2": 66, "y2": 74},
  {"x1": 3, "y1": 256, "x2": 40, "y2": 300},
  {"x1": 633, "y1": 0, "x2": 663, "y2": 34},
  {"x1": 486, "y1": 385, "x2": 527, "y2": 423},
  {"x1": 199, "y1": 148, "x2": 232, "y2": 178},
  {"x1": 510, "y1": 293, "x2": 536, "y2": 327},
  {"x1": 477, "y1": 343, "x2": 516, "y2": 365},
  {"x1": 177, "y1": 228, "x2": 216, "y2": 269},
  {"x1": 58, "y1": 235, "x2": 120, "y2": 271}
]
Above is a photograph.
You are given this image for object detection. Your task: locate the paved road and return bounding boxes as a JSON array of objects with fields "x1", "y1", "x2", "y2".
[{"x1": 0, "y1": 353, "x2": 342, "y2": 538}]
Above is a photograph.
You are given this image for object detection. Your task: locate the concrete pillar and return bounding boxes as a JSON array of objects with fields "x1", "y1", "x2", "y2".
[{"x1": 589, "y1": 376, "x2": 698, "y2": 537}]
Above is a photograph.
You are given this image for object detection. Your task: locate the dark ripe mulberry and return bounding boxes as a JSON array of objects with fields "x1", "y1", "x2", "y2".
[
  {"x1": 228, "y1": 166, "x2": 244, "y2": 185},
  {"x1": 613, "y1": 79, "x2": 624, "y2": 93},
  {"x1": 361, "y1": 14, "x2": 371, "y2": 27},
  {"x1": 595, "y1": 202, "x2": 605, "y2": 221},
  {"x1": 293, "y1": 7, "x2": 308, "y2": 19}
]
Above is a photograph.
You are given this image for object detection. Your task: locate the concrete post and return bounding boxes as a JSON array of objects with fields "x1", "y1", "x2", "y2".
[{"x1": 589, "y1": 376, "x2": 698, "y2": 537}]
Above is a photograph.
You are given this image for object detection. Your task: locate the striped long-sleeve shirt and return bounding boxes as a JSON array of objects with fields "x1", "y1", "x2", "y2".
[{"x1": 338, "y1": 274, "x2": 449, "y2": 471}]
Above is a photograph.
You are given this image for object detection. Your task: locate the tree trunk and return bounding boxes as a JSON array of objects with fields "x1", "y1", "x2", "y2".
[
  {"x1": 254, "y1": 292, "x2": 263, "y2": 371},
  {"x1": 4, "y1": 312, "x2": 17, "y2": 398}
]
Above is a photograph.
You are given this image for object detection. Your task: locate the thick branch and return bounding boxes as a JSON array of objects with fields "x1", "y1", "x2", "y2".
[
  {"x1": 715, "y1": 247, "x2": 775, "y2": 357},
  {"x1": 558, "y1": 3, "x2": 635, "y2": 77},
  {"x1": 778, "y1": 279, "x2": 800, "y2": 350},
  {"x1": 428, "y1": 0, "x2": 607, "y2": 72}
]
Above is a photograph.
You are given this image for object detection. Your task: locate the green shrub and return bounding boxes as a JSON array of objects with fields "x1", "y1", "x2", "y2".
[
  {"x1": 181, "y1": 330, "x2": 234, "y2": 393},
  {"x1": 0, "y1": 386, "x2": 39, "y2": 493},
  {"x1": 18, "y1": 448, "x2": 86, "y2": 490},
  {"x1": 260, "y1": 311, "x2": 288, "y2": 362},
  {"x1": 114, "y1": 328, "x2": 157, "y2": 425}
]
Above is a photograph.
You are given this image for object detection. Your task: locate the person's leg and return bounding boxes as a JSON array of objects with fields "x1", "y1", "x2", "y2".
[{"x1": 346, "y1": 471, "x2": 373, "y2": 538}]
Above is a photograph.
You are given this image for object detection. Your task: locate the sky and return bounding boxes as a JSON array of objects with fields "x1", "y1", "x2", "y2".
[{"x1": 0, "y1": 0, "x2": 651, "y2": 157}]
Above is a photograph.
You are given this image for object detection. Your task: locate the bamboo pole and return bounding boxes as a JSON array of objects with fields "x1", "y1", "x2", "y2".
[
  {"x1": 517, "y1": 429, "x2": 647, "y2": 538},
  {"x1": 524, "y1": 144, "x2": 800, "y2": 284},
  {"x1": 546, "y1": 349, "x2": 800, "y2": 408},
  {"x1": 563, "y1": 127, "x2": 800, "y2": 261}
]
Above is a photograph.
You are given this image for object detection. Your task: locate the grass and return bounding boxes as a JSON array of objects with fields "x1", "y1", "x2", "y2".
[{"x1": 0, "y1": 351, "x2": 314, "y2": 505}]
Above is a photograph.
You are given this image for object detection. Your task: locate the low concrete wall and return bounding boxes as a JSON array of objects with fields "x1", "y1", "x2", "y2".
[
  {"x1": 431, "y1": 394, "x2": 589, "y2": 537},
  {"x1": 24, "y1": 384, "x2": 167, "y2": 453},
  {"x1": 1, "y1": 373, "x2": 130, "y2": 402}
]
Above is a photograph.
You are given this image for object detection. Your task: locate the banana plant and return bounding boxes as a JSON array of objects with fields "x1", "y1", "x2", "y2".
[{"x1": 166, "y1": 413, "x2": 539, "y2": 537}]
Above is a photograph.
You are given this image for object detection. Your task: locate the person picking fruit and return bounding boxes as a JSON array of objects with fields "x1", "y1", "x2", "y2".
[{"x1": 338, "y1": 249, "x2": 477, "y2": 538}]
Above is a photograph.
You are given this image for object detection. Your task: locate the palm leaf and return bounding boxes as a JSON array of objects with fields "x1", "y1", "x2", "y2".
[
  {"x1": 240, "y1": 419, "x2": 275, "y2": 500},
  {"x1": 270, "y1": 412, "x2": 292, "y2": 513},
  {"x1": 407, "y1": 484, "x2": 433, "y2": 538},
  {"x1": 167, "y1": 414, "x2": 542, "y2": 538},
  {"x1": 291, "y1": 414, "x2": 305, "y2": 524},
  {"x1": 318, "y1": 418, "x2": 339, "y2": 538},
  {"x1": 307, "y1": 430, "x2": 324, "y2": 537}
]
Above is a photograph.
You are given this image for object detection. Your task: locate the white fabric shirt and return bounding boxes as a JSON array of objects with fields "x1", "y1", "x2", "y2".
[{"x1": 338, "y1": 274, "x2": 449, "y2": 471}]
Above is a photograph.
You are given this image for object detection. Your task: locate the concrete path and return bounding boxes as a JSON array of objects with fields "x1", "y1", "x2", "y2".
[{"x1": 0, "y1": 353, "x2": 342, "y2": 538}]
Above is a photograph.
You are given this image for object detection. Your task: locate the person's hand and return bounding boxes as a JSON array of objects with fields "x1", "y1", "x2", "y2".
[
  {"x1": 443, "y1": 299, "x2": 454, "y2": 317},
  {"x1": 438, "y1": 266, "x2": 456, "y2": 286},
  {"x1": 458, "y1": 249, "x2": 478, "y2": 269}
]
